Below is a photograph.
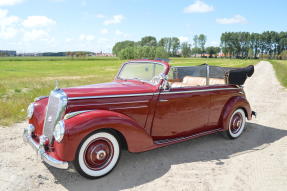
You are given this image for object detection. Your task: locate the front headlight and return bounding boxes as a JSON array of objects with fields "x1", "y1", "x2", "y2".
[
  {"x1": 53, "y1": 121, "x2": 65, "y2": 142},
  {"x1": 27, "y1": 103, "x2": 34, "y2": 119}
]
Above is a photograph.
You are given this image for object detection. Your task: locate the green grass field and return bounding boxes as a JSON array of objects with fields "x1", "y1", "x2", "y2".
[
  {"x1": 270, "y1": 60, "x2": 287, "y2": 88},
  {"x1": 0, "y1": 57, "x2": 259, "y2": 126}
]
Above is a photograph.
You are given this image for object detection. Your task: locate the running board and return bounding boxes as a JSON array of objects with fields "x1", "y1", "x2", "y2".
[{"x1": 154, "y1": 128, "x2": 222, "y2": 145}]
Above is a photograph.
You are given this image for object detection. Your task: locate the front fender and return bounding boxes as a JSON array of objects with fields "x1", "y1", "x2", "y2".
[
  {"x1": 220, "y1": 96, "x2": 252, "y2": 131},
  {"x1": 54, "y1": 110, "x2": 154, "y2": 161}
]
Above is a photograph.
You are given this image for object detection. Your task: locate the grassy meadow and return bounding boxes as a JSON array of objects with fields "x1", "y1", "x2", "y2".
[
  {"x1": 0, "y1": 57, "x2": 259, "y2": 126},
  {"x1": 270, "y1": 60, "x2": 287, "y2": 88}
]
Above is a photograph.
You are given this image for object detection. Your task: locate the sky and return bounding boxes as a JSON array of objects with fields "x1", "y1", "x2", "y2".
[{"x1": 0, "y1": 0, "x2": 286, "y2": 53}]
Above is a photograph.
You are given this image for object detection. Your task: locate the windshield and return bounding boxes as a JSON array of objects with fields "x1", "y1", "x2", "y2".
[{"x1": 117, "y1": 62, "x2": 165, "y2": 84}]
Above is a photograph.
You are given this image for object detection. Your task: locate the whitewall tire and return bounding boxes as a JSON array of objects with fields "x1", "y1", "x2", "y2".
[
  {"x1": 224, "y1": 108, "x2": 246, "y2": 139},
  {"x1": 74, "y1": 131, "x2": 121, "y2": 179}
]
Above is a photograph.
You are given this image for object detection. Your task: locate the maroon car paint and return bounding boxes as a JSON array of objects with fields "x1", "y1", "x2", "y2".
[{"x1": 29, "y1": 60, "x2": 253, "y2": 162}]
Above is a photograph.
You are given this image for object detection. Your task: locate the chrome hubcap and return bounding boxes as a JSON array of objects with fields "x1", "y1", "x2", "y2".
[
  {"x1": 230, "y1": 112, "x2": 243, "y2": 134},
  {"x1": 84, "y1": 138, "x2": 114, "y2": 170},
  {"x1": 96, "y1": 150, "x2": 107, "y2": 160}
]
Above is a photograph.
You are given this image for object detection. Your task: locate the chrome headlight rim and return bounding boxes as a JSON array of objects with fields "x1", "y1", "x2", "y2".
[
  {"x1": 53, "y1": 120, "x2": 65, "y2": 142},
  {"x1": 27, "y1": 103, "x2": 35, "y2": 119}
]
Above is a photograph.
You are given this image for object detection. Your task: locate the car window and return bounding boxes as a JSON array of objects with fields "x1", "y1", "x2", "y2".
[{"x1": 118, "y1": 62, "x2": 165, "y2": 84}]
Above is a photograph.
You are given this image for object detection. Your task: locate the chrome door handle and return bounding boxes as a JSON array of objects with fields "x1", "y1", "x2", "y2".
[{"x1": 159, "y1": 99, "x2": 168, "y2": 102}]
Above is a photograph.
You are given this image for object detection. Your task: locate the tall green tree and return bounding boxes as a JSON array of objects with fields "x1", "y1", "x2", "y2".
[
  {"x1": 193, "y1": 35, "x2": 199, "y2": 48},
  {"x1": 158, "y1": 37, "x2": 172, "y2": 55},
  {"x1": 171, "y1": 37, "x2": 180, "y2": 56},
  {"x1": 206, "y1": 46, "x2": 221, "y2": 58},
  {"x1": 181, "y1": 42, "x2": 192, "y2": 57},
  {"x1": 112, "y1": 40, "x2": 135, "y2": 56},
  {"x1": 140, "y1": 36, "x2": 157, "y2": 46},
  {"x1": 198, "y1": 34, "x2": 207, "y2": 56}
]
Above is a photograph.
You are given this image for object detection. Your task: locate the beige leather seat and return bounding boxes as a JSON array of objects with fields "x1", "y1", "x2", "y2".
[
  {"x1": 209, "y1": 78, "x2": 225, "y2": 85},
  {"x1": 170, "y1": 76, "x2": 226, "y2": 88},
  {"x1": 183, "y1": 76, "x2": 206, "y2": 86},
  {"x1": 170, "y1": 82, "x2": 190, "y2": 88}
]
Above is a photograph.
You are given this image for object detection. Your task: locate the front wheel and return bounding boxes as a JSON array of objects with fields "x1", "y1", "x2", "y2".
[
  {"x1": 223, "y1": 108, "x2": 246, "y2": 139},
  {"x1": 73, "y1": 131, "x2": 121, "y2": 179}
]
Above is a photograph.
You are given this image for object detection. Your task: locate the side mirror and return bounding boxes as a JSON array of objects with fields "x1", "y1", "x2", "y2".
[{"x1": 160, "y1": 74, "x2": 170, "y2": 91}]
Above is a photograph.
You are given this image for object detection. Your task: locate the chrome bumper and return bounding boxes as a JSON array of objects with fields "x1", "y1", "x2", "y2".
[{"x1": 23, "y1": 124, "x2": 68, "y2": 169}]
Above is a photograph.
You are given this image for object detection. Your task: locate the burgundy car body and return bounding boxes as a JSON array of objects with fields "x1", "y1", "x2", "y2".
[{"x1": 25, "y1": 59, "x2": 253, "y2": 168}]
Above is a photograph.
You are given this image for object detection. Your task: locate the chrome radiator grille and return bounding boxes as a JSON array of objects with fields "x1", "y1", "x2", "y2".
[{"x1": 43, "y1": 89, "x2": 67, "y2": 141}]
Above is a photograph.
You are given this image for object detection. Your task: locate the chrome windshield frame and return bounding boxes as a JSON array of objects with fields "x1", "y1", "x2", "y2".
[{"x1": 115, "y1": 61, "x2": 168, "y2": 85}]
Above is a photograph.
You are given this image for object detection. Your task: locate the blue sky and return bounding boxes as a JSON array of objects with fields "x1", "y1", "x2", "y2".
[{"x1": 0, "y1": 0, "x2": 286, "y2": 53}]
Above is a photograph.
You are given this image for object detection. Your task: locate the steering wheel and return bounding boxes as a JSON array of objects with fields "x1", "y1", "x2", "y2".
[{"x1": 151, "y1": 76, "x2": 161, "y2": 85}]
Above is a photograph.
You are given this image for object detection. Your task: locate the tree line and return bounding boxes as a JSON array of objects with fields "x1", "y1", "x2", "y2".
[
  {"x1": 112, "y1": 35, "x2": 220, "y2": 59},
  {"x1": 221, "y1": 31, "x2": 287, "y2": 59},
  {"x1": 113, "y1": 31, "x2": 287, "y2": 60}
]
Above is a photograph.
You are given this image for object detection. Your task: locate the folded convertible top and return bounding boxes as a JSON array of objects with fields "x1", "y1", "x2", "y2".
[{"x1": 228, "y1": 65, "x2": 254, "y2": 85}]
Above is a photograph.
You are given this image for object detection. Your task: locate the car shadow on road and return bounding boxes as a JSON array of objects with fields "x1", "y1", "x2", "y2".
[{"x1": 46, "y1": 122, "x2": 287, "y2": 191}]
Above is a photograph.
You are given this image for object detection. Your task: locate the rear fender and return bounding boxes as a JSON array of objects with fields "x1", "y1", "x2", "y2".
[
  {"x1": 220, "y1": 96, "x2": 252, "y2": 131},
  {"x1": 54, "y1": 110, "x2": 154, "y2": 161}
]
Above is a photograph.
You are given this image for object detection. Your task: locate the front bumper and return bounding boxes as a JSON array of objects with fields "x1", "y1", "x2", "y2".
[{"x1": 23, "y1": 124, "x2": 68, "y2": 169}]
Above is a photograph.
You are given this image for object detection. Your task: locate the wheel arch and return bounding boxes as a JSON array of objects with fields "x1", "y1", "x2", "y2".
[
  {"x1": 54, "y1": 110, "x2": 154, "y2": 162},
  {"x1": 219, "y1": 96, "x2": 252, "y2": 131}
]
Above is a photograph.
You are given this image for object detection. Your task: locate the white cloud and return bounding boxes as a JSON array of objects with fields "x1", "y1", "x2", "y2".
[
  {"x1": 216, "y1": 15, "x2": 247, "y2": 24},
  {"x1": 179, "y1": 36, "x2": 189, "y2": 42},
  {"x1": 22, "y1": 16, "x2": 56, "y2": 27},
  {"x1": 0, "y1": 9, "x2": 20, "y2": 26},
  {"x1": 208, "y1": 41, "x2": 220, "y2": 46},
  {"x1": 0, "y1": 9, "x2": 20, "y2": 39},
  {"x1": 65, "y1": 38, "x2": 72, "y2": 42},
  {"x1": 100, "y1": 28, "x2": 109, "y2": 34},
  {"x1": 23, "y1": 29, "x2": 50, "y2": 41},
  {"x1": 104, "y1": 14, "x2": 124, "y2": 25},
  {"x1": 115, "y1": 29, "x2": 128, "y2": 37},
  {"x1": 96, "y1": 14, "x2": 105, "y2": 18},
  {"x1": 0, "y1": 26, "x2": 18, "y2": 39},
  {"x1": 115, "y1": 29, "x2": 123, "y2": 36},
  {"x1": 0, "y1": 0, "x2": 24, "y2": 6},
  {"x1": 79, "y1": 34, "x2": 95, "y2": 41},
  {"x1": 184, "y1": 0, "x2": 214, "y2": 13}
]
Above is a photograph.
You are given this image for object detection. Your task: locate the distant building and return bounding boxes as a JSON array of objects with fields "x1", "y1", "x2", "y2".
[
  {"x1": 18, "y1": 53, "x2": 41, "y2": 56},
  {"x1": 94, "y1": 51, "x2": 115, "y2": 57},
  {"x1": 0, "y1": 50, "x2": 17, "y2": 56}
]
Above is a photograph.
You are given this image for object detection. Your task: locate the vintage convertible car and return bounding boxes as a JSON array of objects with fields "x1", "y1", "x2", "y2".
[{"x1": 23, "y1": 59, "x2": 255, "y2": 179}]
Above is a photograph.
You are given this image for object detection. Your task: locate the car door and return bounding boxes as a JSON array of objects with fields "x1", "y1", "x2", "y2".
[{"x1": 151, "y1": 86, "x2": 211, "y2": 140}]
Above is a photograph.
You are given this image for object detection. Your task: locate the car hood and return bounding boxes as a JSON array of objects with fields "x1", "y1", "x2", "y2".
[{"x1": 62, "y1": 80, "x2": 156, "y2": 98}]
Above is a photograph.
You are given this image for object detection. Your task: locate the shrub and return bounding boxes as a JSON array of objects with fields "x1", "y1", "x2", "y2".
[
  {"x1": 118, "y1": 47, "x2": 135, "y2": 60},
  {"x1": 118, "y1": 46, "x2": 168, "y2": 60},
  {"x1": 155, "y1": 47, "x2": 169, "y2": 59},
  {"x1": 280, "y1": 50, "x2": 287, "y2": 60}
]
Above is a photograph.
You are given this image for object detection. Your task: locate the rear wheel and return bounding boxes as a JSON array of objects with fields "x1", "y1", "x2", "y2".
[
  {"x1": 73, "y1": 130, "x2": 121, "y2": 179},
  {"x1": 223, "y1": 108, "x2": 246, "y2": 139}
]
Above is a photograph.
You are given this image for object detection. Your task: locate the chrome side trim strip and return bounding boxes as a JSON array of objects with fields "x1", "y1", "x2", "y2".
[
  {"x1": 67, "y1": 88, "x2": 238, "y2": 100},
  {"x1": 154, "y1": 128, "x2": 222, "y2": 145},
  {"x1": 161, "y1": 88, "x2": 239, "y2": 95},
  {"x1": 112, "y1": 105, "x2": 148, "y2": 110},
  {"x1": 64, "y1": 110, "x2": 92, "y2": 120},
  {"x1": 71, "y1": 100, "x2": 149, "y2": 106},
  {"x1": 34, "y1": 96, "x2": 48, "y2": 102},
  {"x1": 68, "y1": 93, "x2": 156, "y2": 100}
]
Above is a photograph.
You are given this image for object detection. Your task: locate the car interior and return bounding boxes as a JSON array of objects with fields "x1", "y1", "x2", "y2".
[
  {"x1": 167, "y1": 64, "x2": 254, "y2": 88},
  {"x1": 169, "y1": 76, "x2": 226, "y2": 88}
]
